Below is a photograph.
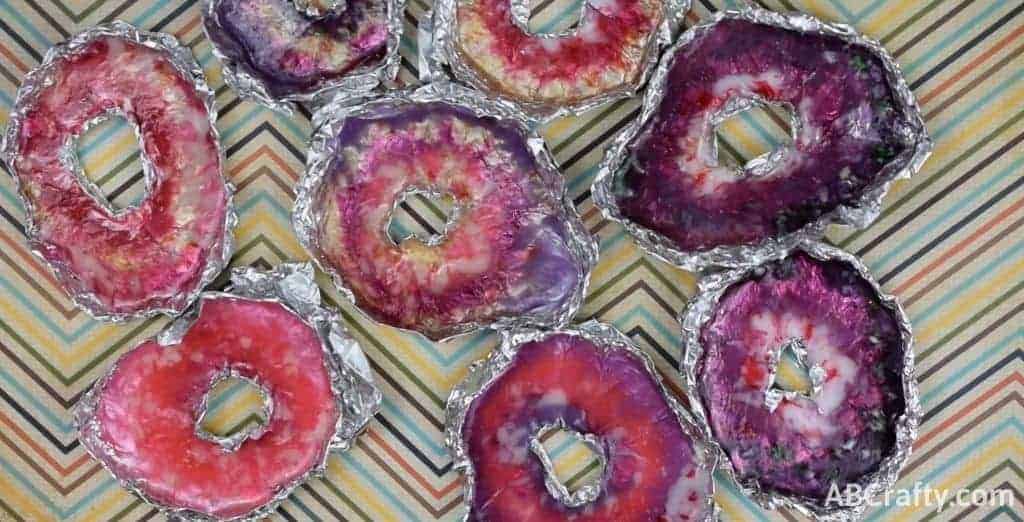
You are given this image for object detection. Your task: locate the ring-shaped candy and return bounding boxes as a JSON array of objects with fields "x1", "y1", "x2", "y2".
[
  {"x1": 594, "y1": 9, "x2": 932, "y2": 270},
  {"x1": 432, "y1": 0, "x2": 687, "y2": 119},
  {"x1": 1, "y1": 22, "x2": 234, "y2": 320},
  {"x1": 294, "y1": 84, "x2": 596, "y2": 340},
  {"x1": 681, "y1": 243, "x2": 918, "y2": 518},
  {"x1": 76, "y1": 263, "x2": 381, "y2": 520},
  {"x1": 204, "y1": 0, "x2": 403, "y2": 111},
  {"x1": 447, "y1": 322, "x2": 717, "y2": 521}
]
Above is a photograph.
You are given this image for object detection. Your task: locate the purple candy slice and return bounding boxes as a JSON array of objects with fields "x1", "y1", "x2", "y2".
[
  {"x1": 682, "y1": 243, "x2": 918, "y2": 518},
  {"x1": 294, "y1": 85, "x2": 596, "y2": 340},
  {"x1": 594, "y1": 9, "x2": 931, "y2": 270},
  {"x1": 204, "y1": 0, "x2": 396, "y2": 107}
]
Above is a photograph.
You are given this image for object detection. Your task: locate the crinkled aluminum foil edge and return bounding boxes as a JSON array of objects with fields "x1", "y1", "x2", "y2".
[
  {"x1": 291, "y1": 0, "x2": 348, "y2": 19},
  {"x1": 592, "y1": 7, "x2": 933, "y2": 272},
  {"x1": 73, "y1": 262, "x2": 381, "y2": 521},
  {"x1": 202, "y1": 0, "x2": 406, "y2": 114},
  {"x1": 0, "y1": 20, "x2": 236, "y2": 323},
  {"x1": 293, "y1": 82, "x2": 597, "y2": 342},
  {"x1": 529, "y1": 418, "x2": 606, "y2": 507},
  {"x1": 427, "y1": 0, "x2": 691, "y2": 122},
  {"x1": 678, "y1": 239, "x2": 920, "y2": 520},
  {"x1": 445, "y1": 320, "x2": 720, "y2": 521}
]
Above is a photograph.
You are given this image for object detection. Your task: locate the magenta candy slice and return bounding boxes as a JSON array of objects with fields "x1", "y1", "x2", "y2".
[
  {"x1": 461, "y1": 330, "x2": 714, "y2": 521},
  {"x1": 697, "y1": 253, "x2": 907, "y2": 500}
]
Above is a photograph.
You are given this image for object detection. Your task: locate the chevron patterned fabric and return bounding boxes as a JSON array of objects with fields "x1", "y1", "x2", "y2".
[{"x1": 0, "y1": 0, "x2": 1021, "y2": 520}]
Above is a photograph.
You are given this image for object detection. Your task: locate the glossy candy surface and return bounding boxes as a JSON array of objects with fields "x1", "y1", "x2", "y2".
[
  {"x1": 309, "y1": 101, "x2": 587, "y2": 339},
  {"x1": 5, "y1": 34, "x2": 231, "y2": 318},
  {"x1": 616, "y1": 18, "x2": 914, "y2": 253},
  {"x1": 205, "y1": 0, "x2": 389, "y2": 98},
  {"x1": 461, "y1": 332, "x2": 713, "y2": 521},
  {"x1": 454, "y1": 0, "x2": 663, "y2": 105},
  {"x1": 79, "y1": 297, "x2": 340, "y2": 519},
  {"x1": 697, "y1": 253, "x2": 907, "y2": 499}
]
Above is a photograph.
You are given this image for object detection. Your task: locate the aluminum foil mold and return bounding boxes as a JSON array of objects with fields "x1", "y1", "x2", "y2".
[
  {"x1": 446, "y1": 321, "x2": 719, "y2": 520},
  {"x1": 203, "y1": 0, "x2": 406, "y2": 113}
]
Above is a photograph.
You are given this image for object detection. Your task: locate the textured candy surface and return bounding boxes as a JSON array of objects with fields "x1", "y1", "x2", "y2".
[
  {"x1": 697, "y1": 253, "x2": 906, "y2": 499},
  {"x1": 8, "y1": 36, "x2": 230, "y2": 317},
  {"x1": 616, "y1": 18, "x2": 912, "y2": 252},
  {"x1": 311, "y1": 102, "x2": 585, "y2": 339},
  {"x1": 463, "y1": 333, "x2": 712, "y2": 521},
  {"x1": 81, "y1": 297, "x2": 340, "y2": 519},
  {"x1": 455, "y1": 0, "x2": 662, "y2": 104},
  {"x1": 206, "y1": 0, "x2": 388, "y2": 97}
]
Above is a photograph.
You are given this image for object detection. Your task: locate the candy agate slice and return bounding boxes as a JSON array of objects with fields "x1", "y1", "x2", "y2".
[
  {"x1": 2, "y1": 25, "x2": 232, "y2": 319},
  {"x1": 205, "y1": 0, "x2": 390, "y2": 100},
  {"x1": 77, "y1": 264, "x2": 380, "y2": 519},
  {"x1": 79, "y1": 297, "x2": 341, "y2": 519},
  {"x1": 455, "y1": 326, "x2": 715, "y2": 521},
  {"x1": 697, "y1": 252, "x2": 908, "y2": 500},
  {"x1": 603, "y1": 13, "x2": 928, "y2": 263},
  {"x1": 303, "y1": 100, "x2": 592, "y2": 340},
  {"x1": 452, "y1": 0, "x2": 668, "y2": 108}
]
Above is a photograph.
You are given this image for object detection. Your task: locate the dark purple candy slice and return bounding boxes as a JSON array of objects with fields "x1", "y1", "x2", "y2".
[{"x1": 616, "y1": 18, "x2": 915, "y2": 252}]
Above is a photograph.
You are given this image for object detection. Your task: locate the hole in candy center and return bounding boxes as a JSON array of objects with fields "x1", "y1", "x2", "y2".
[
  {"x1": 196, "y1": 373, "x2": 272, "y2": 451},
  {"x1": 70, "y1": 112, "x2": 149, "y2": 214},
  {"x1": 386, "y1": 186, "x2": 461, "y2": 247},
  {"x1": 713, "y1": 101, "x2": 795, "y2": 176},
  {"x1": 764, "y1": 338, "x2": 826, "y2": 412},
  {"x1": 512, "y1": 0, "x2": 585, "y2": 37},
  {"x1": 530, "y1": 421, "x2": 606, "y2": 507}
]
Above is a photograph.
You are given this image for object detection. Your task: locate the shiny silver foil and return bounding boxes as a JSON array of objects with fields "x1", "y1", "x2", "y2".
[
  {"x1": 529, "y1": 418, "x2": 606, "y2": 508},
  {"x1": 0, "y1": 21, "x2": 237, "y2": 323},
  {"x1": 428, "y1": 0, "x2": 691, "y2": 121},
  {"x1": 74, "y1": 262, "x2": 382, "y2": 521},
  {"x1": 292, "y1": 0, "x2": 348, "y2": 18},
  {"x1": 202, "y1": 0, "x2": 406, "y2": 114},
  {"x1": 293, "y1": 82, "x2": 598, "y2": 342},
  {"x1": 679, "y1": 240, "x2": 920, "y2": 521},
  {"x1": 592, "y1": 7, "x2": 934, "y2": 272},
  {"x1": 445, "y1": 320, "x2": 719, "y2": 521}
]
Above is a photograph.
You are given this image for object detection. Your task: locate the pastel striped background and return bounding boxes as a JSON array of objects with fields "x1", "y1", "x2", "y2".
[{"x1": 0, "y1": 0, "x2": 1020, "y2": 520}]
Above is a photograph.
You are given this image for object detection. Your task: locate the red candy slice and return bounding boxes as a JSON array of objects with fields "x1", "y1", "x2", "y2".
[{"x1": 76, "y1": 264, "x2": 380, "y2": 520}]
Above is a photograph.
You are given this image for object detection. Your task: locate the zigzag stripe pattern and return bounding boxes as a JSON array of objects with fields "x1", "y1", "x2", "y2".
[{"x1": 0, "y1": 0, "x2": 1021, "y2": 520}]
